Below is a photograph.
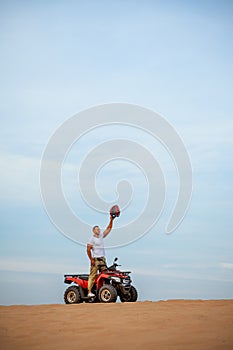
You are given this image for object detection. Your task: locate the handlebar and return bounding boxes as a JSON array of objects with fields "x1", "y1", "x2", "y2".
[{"x1": 107, "y1": 257, "x2": 122, "y2": 271}]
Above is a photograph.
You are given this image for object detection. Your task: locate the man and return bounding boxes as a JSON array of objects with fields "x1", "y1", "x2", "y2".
[{"x1": 87, "y1": 215, "x2": 115, "y2": 298}]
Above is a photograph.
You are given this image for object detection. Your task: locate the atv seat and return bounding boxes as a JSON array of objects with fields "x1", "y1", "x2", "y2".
[{"x1": 77, "y1": 274, "x2": 89, "y2": 280}]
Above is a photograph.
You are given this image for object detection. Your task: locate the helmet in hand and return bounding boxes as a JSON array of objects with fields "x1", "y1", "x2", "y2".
[{"x1": 110, "y1": 205, "x2": 120, "y2": 218}]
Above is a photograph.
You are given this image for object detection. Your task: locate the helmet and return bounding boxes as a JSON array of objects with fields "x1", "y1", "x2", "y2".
[{"x1": 110, "y1": 205, "x2": 120, "y2": 218}]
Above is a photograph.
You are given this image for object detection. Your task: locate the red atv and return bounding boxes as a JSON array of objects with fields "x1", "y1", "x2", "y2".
[{"x1": 64, "y1": 257, "x2": 138, "y2": 303}]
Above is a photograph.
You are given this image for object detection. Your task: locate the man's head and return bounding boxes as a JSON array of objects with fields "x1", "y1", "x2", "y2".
[{"x1": 92, "y1": 225, "x2": 100, "y2": 236}]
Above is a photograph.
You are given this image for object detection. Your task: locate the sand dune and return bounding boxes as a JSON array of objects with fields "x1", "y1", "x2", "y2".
[{"x1": 1, "y1": 300, "x2": 233, "y2": 350}]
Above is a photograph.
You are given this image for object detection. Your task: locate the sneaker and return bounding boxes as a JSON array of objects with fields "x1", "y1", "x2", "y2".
[{"x1": 88, "y1": 292, "x2": 95, "y2": 298}]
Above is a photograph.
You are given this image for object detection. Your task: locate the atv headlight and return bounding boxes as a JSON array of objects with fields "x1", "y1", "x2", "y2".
[
  {"x1": 110, "y1": 277, "x2": 121, "y2": 283},
  {"x1": 122, "y1": 277, "x2": 131, "y2": 285}
]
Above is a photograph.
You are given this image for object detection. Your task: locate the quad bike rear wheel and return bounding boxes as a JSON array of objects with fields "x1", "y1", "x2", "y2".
[
  {"x1": 98, "y1": 285, "x2": 117, "y2": 303},
  {"x1": 64, "y1": 286, "x2": 82, "y2": 304},
  {"x1": 120, "y1": 285, "x2": 138, "y2": 302}
]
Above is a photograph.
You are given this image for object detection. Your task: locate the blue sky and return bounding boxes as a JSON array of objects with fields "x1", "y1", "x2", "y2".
[{"x1": 0, "y1": 0, "x2": 233, "y2": 304}]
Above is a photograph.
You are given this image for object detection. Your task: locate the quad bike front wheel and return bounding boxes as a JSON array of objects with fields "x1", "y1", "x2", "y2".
[
  {"x1": 98, "y1": 285, "x2": 117, "y2": 303},
  {"x1": 120, "y1": 285, "x2": 138, "y2": 302},
  {"x1": 64, "y1": 286, "x2": 82, "y2": 304}
]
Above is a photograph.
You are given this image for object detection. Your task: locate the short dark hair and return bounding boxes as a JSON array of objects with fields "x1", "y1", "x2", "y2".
[{"x1": 92, "y1": 225, "x2": 99, "y2": 232}]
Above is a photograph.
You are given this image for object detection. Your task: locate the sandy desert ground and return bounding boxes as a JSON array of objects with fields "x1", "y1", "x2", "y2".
[{"x1": 0, "y1": 300, "x2": 233, "y2": 350}]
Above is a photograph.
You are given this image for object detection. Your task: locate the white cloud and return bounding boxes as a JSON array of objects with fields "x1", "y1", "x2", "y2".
[
  {"x1": 134, "y1": 264, "x2": 233, "y2": 283},
  {"x1": 0, "y1": 257, "x2": 86, "y2": 275},
  {"x1": 220, "y1": 262, "x2": 233, "y2": 269}
]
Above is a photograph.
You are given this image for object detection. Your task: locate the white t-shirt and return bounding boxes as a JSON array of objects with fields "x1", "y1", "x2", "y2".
[{"x1": 88, "y1": 233, "x2": 105, "y2": 258}]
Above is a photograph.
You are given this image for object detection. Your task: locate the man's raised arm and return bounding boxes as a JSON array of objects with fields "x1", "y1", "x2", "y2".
[{"x1": 103, "y1": 215, "x2": 115, "y2": 238}]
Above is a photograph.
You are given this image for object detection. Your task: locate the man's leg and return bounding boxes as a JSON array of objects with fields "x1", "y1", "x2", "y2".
[{"x1": 88, "y1": 261, "x2": 98, "y2": 295}]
